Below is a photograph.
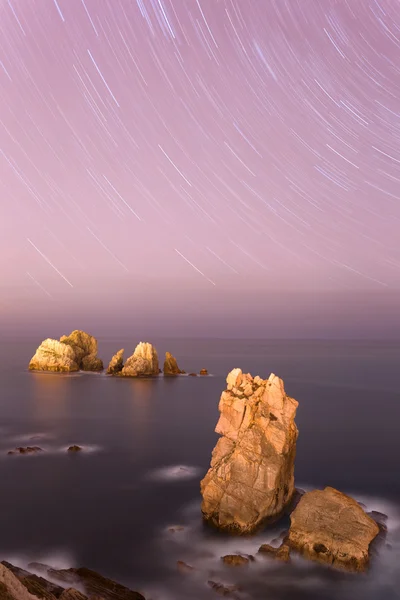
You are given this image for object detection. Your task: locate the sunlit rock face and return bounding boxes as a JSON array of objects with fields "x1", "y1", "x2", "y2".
[
  {"x1": 200, "y1": 368, "x2": 299, "y2": 533},
  {"x1": 163, "y1": 351, "x2": 183, "y2": 375},
  {"x1": 28, "y1": 330, "x2": 103, "y2": 372},
  {"x1": 120, "y1": 342, "x2": 159, "y2": 377},
  {"x1": 287, "y1": 486, "x2": 380, "y2": 572},
  {"x1": 106, "y1": 348, "x2": 124, "y2": 374},
  {"x1": 28, "y1": 338, "x2": 80, "y2": 372}
]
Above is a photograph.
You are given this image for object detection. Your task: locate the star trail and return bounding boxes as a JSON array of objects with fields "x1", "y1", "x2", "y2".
[{"x1": 1, "y1": 0, "x2": 399, "y2": 336}]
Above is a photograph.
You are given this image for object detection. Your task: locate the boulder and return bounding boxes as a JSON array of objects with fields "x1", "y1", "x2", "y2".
[
  {"x1": 200, "y1": 369, "x2": 208, "y2": 375},
  {"x1": 120, "y1": 342, "x2": 159, "y2": 377},
  {"x1": 67, "y1": 445, "x2": 82, "y2": 453},
  {"x1": 287, "y1": 486, "x2": 380, "y2": 572},
  {"x1": 29, "y1": 331, "x2": 103, "y2": 372},
  {"x1": 257, "y1": 543, "x2": 291, "y2": 562},
  {"x1": 163, "y1": 352, "x2": 183, "y2": 375},
  {"x1": 60, "y1": 330, "x2": 103, "y2": 371},
  {"x1": 221, "y1": 555, "x2": 249, "y2": 567},
  {"x1": 106, "y1": 349, "x2": 124, "y2": 374},
  {"x1": 207, "y1": 581, "x2": 241, "y2": 597},
  {"x1": 200, "y1": 369, "x2": 298, "y2": 533},
  {"x1": 28, "y1": 339, "x2": 79, "y2": 372}
]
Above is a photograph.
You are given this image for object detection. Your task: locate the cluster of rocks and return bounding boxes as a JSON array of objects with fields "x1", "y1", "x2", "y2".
[
  {"x1": 0, "y1": 561, "x2": 145, "y2": 600},
  {"x1": 200, "y1": 368, "x2": 382, "y2": 573},
  {"x1": 28, "y1": 331, "x2": 103, "y2": 373},
  {"x1": 29, "y1": 331, "x2": 208, "y2": 378}
]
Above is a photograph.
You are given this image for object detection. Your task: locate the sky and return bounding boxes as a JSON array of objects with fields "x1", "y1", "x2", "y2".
[{"x1": 1, "y1": 0, "x2": 400, "y2": 339}]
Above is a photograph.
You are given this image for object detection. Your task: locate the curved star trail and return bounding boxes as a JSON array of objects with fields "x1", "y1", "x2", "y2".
[{"x1": 1, "y1": 0, "x2": 399, "y2": 334}]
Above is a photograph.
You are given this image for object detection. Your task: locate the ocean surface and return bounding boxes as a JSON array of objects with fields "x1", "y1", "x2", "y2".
[{"x1": 0, "y1": 337, "x2": 399, "y2": 599}]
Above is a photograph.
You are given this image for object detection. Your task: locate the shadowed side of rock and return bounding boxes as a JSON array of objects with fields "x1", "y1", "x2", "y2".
[
  {"x1": 200, "y1": 368, "x2": 298, "y2": 534},
  {"x1": 106, "y1": 349, "x2": 124, "y2": 374},
  {"x1": 163, "y1": 352, "x2": 183, "y2": 375}
]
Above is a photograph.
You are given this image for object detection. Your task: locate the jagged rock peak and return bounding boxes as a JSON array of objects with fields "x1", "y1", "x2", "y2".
[
  {"x1": 200, "y1": 368, "x2": 299, "y2": 533},
  {"x1": 120, "y1": 342, "x2": 159, "y2": 377},
  {"x1": 163, "y1": 351, "x2": 183, "y2": 375},
  {"x1": 106, "y1": 349, "x2": 124, "y2": 374}
]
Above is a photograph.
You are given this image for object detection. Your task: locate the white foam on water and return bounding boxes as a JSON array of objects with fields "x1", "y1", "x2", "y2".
[{"x1": 146, "y1": 465, "x2": 202, "y2": 482}]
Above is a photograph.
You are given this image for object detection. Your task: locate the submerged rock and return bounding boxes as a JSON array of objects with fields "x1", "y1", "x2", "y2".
[
  {"x1": 67, "y1": 445, "x2": 82, "y2": 453},
  {"x1": 207, "y1": 580, "x2": 241, "y2": 597},
  {"x1": 106, "y1": 349, "x2": 124, "y2": 374},
  {"x1": 200, "y1": 369, "x2": 298, "y2": 533},
  {"x1": 28, "y1": 339, "x2": 79, "y2": 372},
  {"x1": 29, "y1": 331, "x2": 103, "y2": 373},
  {"x1": 7, "y1": 447, "x2": 42, "y2": 455},
  {"x1": 120, "y1": 342, "x2": 159, "y2": 377},
  {"x1": 221, "y1": 555, "x2": 249, "y2": 567},
  {"x1": 176, "y1": 561, "x2": 195, "y2": 573},
  {"x1": 163, "y1": 351, "x2": 183, "y2": 375},
  {"x1": 287, "y1": 486, "x2": 380, "y2": 572}
]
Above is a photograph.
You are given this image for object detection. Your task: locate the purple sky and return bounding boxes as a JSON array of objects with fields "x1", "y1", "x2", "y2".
[{"x1": 1, "y1": 0, "x2": 399, "y2": 338}]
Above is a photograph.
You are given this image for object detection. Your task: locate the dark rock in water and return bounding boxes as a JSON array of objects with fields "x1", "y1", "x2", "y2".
[
  {"x1": 168, "y1": 525, "x2": 185, "y2": 533},
  {"x1": 106, "y1": 349, "x2": 124, "y2": 375},
  {"x1": 221, "y1": 555, "x2": 249, "y2": 567},
  {"x1": 199, "y1": 369, "x2": 208, "y2": 375},
  {"x1": 207, "y1": 580, "x2": 241, "y2": 597},
  {"x1": 257, "y1": 543, "x2": 291, "y2": 562},
  {"x1": 176, "y1": 561, "x2": 194, "y2": 573},
  {"x1": 163, "y1": 352, "x2": 184, "y2": 376},
  {"x1": 188, "y1": 373, "x2": 197, "y2": 377},
  {"x1": 7, "y1": 447, "x2": 42, "y2": 455},
  {"x1": 68, "y1": 445, "x2": 82, "y2": 453}
]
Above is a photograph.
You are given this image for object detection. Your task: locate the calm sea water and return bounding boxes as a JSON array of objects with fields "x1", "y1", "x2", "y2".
[{"x1": 0, "y1": 337, "x2": 399, "y2": 599}]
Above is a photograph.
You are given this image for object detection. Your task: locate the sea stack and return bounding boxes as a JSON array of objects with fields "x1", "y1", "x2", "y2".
[
  {"x1": 106, "y1": 349, "x2": 124, "y2": 374},
  {"x1": 200, "y1": 368, "x2": 298, "y2": 533},
  {"x1": 120, "y1": 342, "x2": 159, "y2": 377},
  {"x1": 287, "y1": 487, "x2": 380, "y2": 572},
  {"x1": 28, "y1": 330, "x2": 103, "y2": 372},
  {"x1": 163, "y1": 351, "x2": 183, "y2": 375}
]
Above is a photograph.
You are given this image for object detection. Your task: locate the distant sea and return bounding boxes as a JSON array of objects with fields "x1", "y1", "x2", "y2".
[{"x1": 0, "y1": 337, "x2": 399, "y2": 599}]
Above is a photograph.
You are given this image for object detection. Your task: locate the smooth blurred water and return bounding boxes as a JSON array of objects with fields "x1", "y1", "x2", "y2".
[{"x1": 0, "y1": 337, "x2": 399, "y2": 599}]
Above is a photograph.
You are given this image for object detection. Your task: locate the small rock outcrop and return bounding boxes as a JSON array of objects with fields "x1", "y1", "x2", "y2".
[
  {"x1": 258, "y1": 543, "x2": 291, "y2": 562},
  {"x1": 200, "y1": 368, "x2": 298, "y2": 533},
  {"x1": 29, "y1": 331, "x2": 103, "y2": 373},
  {"x1": 67, "y1": 445, "x2": 82, "y2": 453},
  {"x1": 287, "y1": 486, "x2": 380, "y2": 572},
  {"x1": 200, "y1": 368, "x2": 208, "y2": 375},
  {"x1": 120, "y1": 342, "x2": 159, "y2": 377},
  {"x1": 163, "y1": 352, "x2": 183, "y2": 375},
  {"x1": 28, "y1": 339, "x2": 79, "y2": 372},
  {"x1": 7, "y1": 447, "x2": 43, "y2": 455},
  {"x1": 221, "y1": 555, "x2": 249, "y2": 567},
  {"x1": 106, "y1": 349, "x2": 124, "y2": 374}
]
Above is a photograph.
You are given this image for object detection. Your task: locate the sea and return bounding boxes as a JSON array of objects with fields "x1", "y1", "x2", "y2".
[{"x1": 0, "y1": 337, "x2": 399, "y2": 599}]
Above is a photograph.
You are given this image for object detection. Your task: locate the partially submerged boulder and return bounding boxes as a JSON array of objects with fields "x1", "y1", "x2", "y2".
[
  {"x1": 258, "y1": 543, "x2": 291, "y2": 562},
  {"x1": 287, "y1": 486, "x2": 380, "y2": 572},
  {"x1": 7, "y1": 447, "x2": 43, "y2": 455},
  {"x1": 106, "y1": 349, "x2": 124, "y2": 374},
  {"x1": 221, "y1": 555, "x2": 249, "y2": 567},
  {"x1": 201, "y1": 369, "x2": 298, "y2": 533},
  {"x1": 29, "y1": 331, "x2": 103, "y2": 373},
  {"x1": 163, "y1": 352, "x2": 183, "y2": 375},
  {"x1": 120, "y1": 342, "x2": 159, "y2": 377}
]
